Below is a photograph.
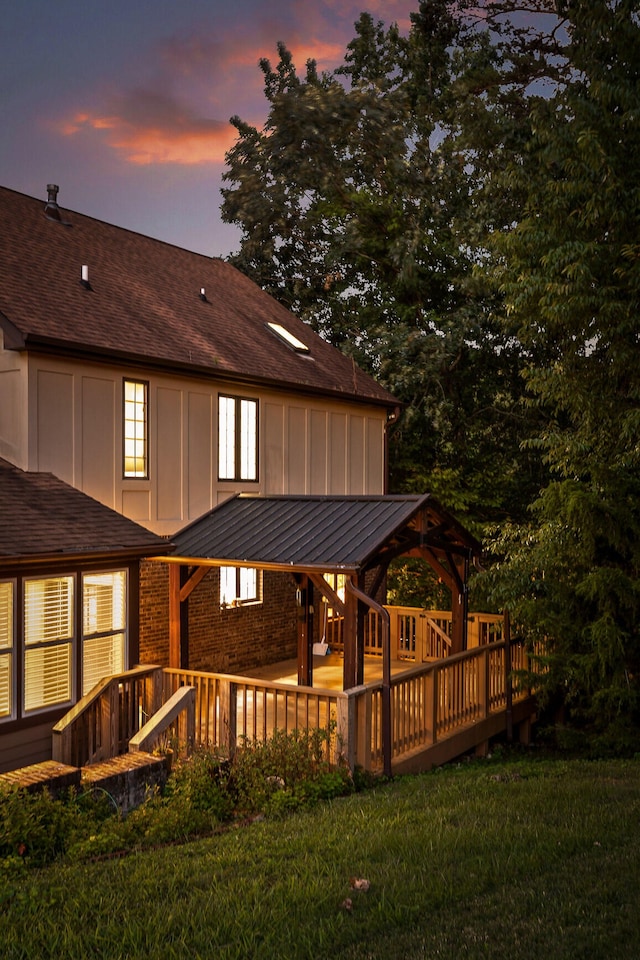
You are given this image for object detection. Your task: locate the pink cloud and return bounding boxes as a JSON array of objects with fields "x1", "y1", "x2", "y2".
[
  {"x1": 55, "y1": 0, "x2": 417, "y2": 168},
  {"x1": 60, "y1": 89, "x2": 237, "y2": 165}
]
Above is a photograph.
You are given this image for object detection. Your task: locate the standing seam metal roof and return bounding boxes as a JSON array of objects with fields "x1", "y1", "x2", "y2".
[{"x1": 169, "y1": 494, "x2": 477, "y2": 572}]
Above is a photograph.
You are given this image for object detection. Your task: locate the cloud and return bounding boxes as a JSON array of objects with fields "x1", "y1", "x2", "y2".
[
  {"x1": 56, "y1": 0, "x2": 416, "y2": 167},
  {"x1": 60, "y1": 88, "x2": 237, "y2": 165}
]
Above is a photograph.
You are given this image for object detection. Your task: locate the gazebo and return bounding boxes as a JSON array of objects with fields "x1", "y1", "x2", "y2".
[{"x1": 163, "y1": 493, "x2": 482, "y2": 690}]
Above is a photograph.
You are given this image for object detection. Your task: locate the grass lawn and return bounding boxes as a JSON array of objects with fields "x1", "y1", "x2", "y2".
[{"x1": 1, "y1": 753, "x2": 639, "y2": 959}]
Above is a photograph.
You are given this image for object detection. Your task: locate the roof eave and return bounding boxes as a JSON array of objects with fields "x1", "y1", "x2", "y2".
[
  {"x1": 156, "y1": 555, "x2": 359, "y2": 575},
  {"x1": 15, "y1": 335, "x2": 396, "y2": 409},
  {"x1": 0, "y1": 544, "x2": 173, "y2": 569}
]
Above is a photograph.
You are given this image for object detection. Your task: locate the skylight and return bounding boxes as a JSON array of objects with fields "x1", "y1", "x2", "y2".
[{"x1": 267, "y1": 322, "x2": 310, "y2": 354}]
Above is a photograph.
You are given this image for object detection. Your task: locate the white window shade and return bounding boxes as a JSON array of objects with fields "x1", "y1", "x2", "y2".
[
  {"x1": 23, "y1": 577, "x2": 74, "y2": 712},
  {"x1": 25, "y1": 577, "x2": 73, "y2": 646},
  {"x1": 83, "y1": 634, "x2": 125, "y2": 695},
  {"x1": 82, "y1": 571, "x2": 127, "y2": 695},
  {"x1": 24, "y1": 643, "x2": 72, "y2": 711},
  {"x1": 0, "y1": 582, "x2": 13, "y2": 718}
]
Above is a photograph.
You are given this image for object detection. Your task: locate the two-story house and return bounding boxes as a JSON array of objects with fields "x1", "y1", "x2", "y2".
[{"x1": 0, "y1": 184, "x2": 399, "y2": 769}]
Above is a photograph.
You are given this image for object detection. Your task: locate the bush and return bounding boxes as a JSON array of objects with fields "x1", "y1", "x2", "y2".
[
  {"x1": 0, "y1": 785, "x2": 113, "y2": 867},
  {"x1": 1, "y1": 725, "x2": 359, "y2": 871}
]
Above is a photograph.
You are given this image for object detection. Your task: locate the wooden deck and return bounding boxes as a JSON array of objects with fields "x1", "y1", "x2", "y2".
[
  {"x1": 248, "y1": 652, "x2": 413, "y2": 690},
  {"x1": 50, "y1": 609, "x2": 539, "y2": 778}
]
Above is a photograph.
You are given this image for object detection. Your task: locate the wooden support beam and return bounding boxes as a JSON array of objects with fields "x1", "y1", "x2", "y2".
[
  {"x1": 308, "y1": 573, "x2": 345, "y2": 615},
  {"x1": 168, "y1": 563, "x2": 181, "y2": 669},
  {"x1": 295, "y1": 574, "x2": 314, "y2": 687},
  {"x1": 169, "y1": 564, "x2": 210, "y2": 669}
]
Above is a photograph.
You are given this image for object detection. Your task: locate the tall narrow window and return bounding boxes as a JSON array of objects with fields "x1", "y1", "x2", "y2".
[
  {"x1": 123, "y1": 379, "x2": 148, "y2": 478},
  {"x1": 220, "y1": 566, "x2": 261, "y2": 606},
  {"x1": 0, "y1": 581, "x2": 14, "y2": 719},
  {"x1": 218, "y1": 395, "x2": 257, "y2": 481},
  {"x1": 82, "y1": 571, "x2": 126, "y2": 695},
  {"x1": 24, "y1": 576, "x2": 74, "y2": 712}
]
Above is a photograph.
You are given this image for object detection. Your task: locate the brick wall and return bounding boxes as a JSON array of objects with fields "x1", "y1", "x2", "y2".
[{"x1": 139, "y1": 561, "x2": 298, "y2": 673}]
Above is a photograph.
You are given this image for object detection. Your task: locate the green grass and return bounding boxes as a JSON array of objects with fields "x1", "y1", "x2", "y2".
[{"x1": 1, "y1": 754, "x2": 639, "y2": 959}]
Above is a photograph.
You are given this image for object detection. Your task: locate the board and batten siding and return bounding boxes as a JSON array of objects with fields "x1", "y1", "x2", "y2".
[{"x1": 19, "y1": 355, "x2": 388, "y2": 537}]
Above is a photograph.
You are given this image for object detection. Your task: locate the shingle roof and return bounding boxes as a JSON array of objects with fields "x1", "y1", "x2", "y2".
[
  {"x1": 0, "y1": 186, "x2": 395, "y2": 406},
  {"x1": 0, "y1": 458, "x2": 170, "y2": 564},
  {"x1": 170, "y1": 494, "x2": 480, "y2": 573}
]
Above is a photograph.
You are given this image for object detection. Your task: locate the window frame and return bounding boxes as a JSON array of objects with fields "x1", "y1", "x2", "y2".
[
  {"x1": 0, "y1": 566, "x2": 130, "y2": 726},
  {"x1": 81, "y1": 569, "x2": 128, "y2": 696},
  {"x1": 23, "y1": 574, "x2": 75, "y2": 715},
  {"x1": 217, "y1": 394, "x2": 258, "y2": 482},
  {"x1": 0, "y1": 580, "x2": 15, "y2": 721},
  {"x1": 123, "y1": 378, "x2": 149, "y2": 479},
  {"x1": 220, "y1": 566, "x2": 262, "y2": 608}
]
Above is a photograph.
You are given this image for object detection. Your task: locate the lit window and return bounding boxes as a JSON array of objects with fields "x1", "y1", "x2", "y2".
[
  {"x1": 266, "y1": 322, "x2": 310, "y2": 353},
  {"x1": 218, "y1": 395, "x2": 257, "y2": 481},
  {"x1": 123, "y1": 380, "x2": 148, "y2": 478},
  {"x1": 82, "y1": 571, "x2": 127, "y2": 695},
  {"x1": 0, "y1": 581, "x2": 14, "y2": 719},
  {"x1": 220, "y1": 566, "x2": 261, "y2": 606},
  {"x1": 24, "y1": 576, "x2": 74, "y2": 712}
]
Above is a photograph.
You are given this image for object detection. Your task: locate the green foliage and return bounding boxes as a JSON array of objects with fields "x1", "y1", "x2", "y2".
[
  {"x1": 0, "y1": 785, "x2": 114, "y2": 867},
  {"x1": 221, "y1": 1, "x2": 545, "y2": 524},
  {"x1": 223, "y1": 0, "x2": 640, "y2": 742},
  {"x1": 1, "y1": 758, "x2": 639, "y2": 959},
  {"x1": 481, "y1": 0, "x2": 640, "y2": 742},
  {"x1": 0, "y1": 727, "x2": 355, "y2": 873},
  {"x1": 230, "y1": 726, "x2": 353, "y2": 817}
]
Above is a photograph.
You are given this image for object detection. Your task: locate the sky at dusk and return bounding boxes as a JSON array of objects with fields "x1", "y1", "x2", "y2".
[{"x1": 1, "y1": 0, "x2": 416, "y2": 258}]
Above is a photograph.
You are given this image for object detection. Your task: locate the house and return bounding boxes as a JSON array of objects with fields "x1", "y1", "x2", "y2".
[
  {"x1": 0, "y1": 184, "x2": 400, "y2": 767},
  {"x1": 0, "y1": 457, "x2": 168, "y2": 772},
  {"x1": 0, "y1": 185, "x2": 536, "y2": 776}
]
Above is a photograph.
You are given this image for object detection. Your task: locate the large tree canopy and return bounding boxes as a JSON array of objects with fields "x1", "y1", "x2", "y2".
[
  {"x1": 221, "y1": 0, "x2": 550, "y2": 523},
  {"x1": 482, "y1": 0, "x2": 640, "y2": 746}
]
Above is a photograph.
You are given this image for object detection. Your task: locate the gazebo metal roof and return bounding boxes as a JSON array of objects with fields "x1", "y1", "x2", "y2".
[{"x1": 168, "y1": 493, "x2": 481, "y2": 574}]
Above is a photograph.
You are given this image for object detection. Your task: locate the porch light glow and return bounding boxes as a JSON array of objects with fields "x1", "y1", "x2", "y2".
[{"x1": 266, "y1": 322, "x2": 309, "y2": 353}]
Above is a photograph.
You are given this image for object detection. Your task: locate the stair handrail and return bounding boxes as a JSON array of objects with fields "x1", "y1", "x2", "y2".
[{"x1": 52, "y1": 664, "x2": 163, "y2": 767}]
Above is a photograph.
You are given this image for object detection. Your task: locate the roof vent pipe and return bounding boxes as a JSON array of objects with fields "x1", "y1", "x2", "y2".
[
  {"x1": 44, "y1": 183, "x2": 62, "y2": 222},
  {"x1": 199, "y1": 287, "x2": 207, "y2": 302}
]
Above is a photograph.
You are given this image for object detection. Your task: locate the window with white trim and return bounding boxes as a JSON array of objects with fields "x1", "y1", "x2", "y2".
[
  {"x1": 82, "y1": 571, "x2": 127, "y2": 695},
  {"x1": 24, "y1": 576, "x2": 74, "y2": 712},
  {"x1": 218, "y1": 395, "x2": 258, "y2": 481},
  {"x1": 0, "y1": 581, "x2": 14, "y2": 719},
  {"x1": 123, "y1": 379, "x2": 148, "y2": 478},
  {"x1": 220, "y1": 566, "x2": 261, "y2": 607}
]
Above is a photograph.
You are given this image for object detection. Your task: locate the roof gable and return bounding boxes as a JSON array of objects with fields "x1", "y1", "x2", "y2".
[
  {"x1": 0, "y1": 186, "x2": 394, "y2": 407},
  {"x1": 170, "y1": 494, "x2": 481, "y2": 573},
  {"x1": 0, "y1": 458, "x2": 169, "y2": 564}
]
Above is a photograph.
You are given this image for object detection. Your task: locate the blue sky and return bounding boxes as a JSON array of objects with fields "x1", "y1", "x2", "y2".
[{"x1": 1, "y1": 0, "x2": 414, "y2": 257}]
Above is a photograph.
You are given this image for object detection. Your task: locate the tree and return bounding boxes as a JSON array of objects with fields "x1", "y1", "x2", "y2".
[
  {"x1": 482, "y1": 0, "x2": 640, "y2": 746},
  {"x1": 221, "y1": 1, "x2": 545, "y2": 525}
]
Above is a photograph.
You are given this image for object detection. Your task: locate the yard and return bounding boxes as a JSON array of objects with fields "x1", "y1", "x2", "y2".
[{"x1": 1, "y1": 753, "x2": 638, "y2": 959}]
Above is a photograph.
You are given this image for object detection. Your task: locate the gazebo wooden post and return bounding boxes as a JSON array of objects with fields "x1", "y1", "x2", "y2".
[
  {"x1": 295, "y1": 574, "x2": 314, "y2": 687},
  {"x1": 168, "y1": 563, "x2": 209, "y2": 669},
  {"x1": 343, "y1": 573, "x2": 366, "y2": 690},
  {"x1": 169, "y1": 563, "x2": 182, "y2": 669},
  {"x1": 449, "y1": 553, "x2": 470, "y2": 655}
]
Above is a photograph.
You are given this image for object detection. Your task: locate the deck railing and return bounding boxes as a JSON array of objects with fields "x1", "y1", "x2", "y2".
[
  {"x1": 354, "y1": 638, "x2": 534, "y2": 770},
  {"x1": 52, "y1": 665, "x2": 163, "y2": 767},
  {"x1": 326, "y1": 606, "x2": 504, "y2": 661},
  {"x1": 51, "y1": 628, "x2": 537, "y2": 774},
  {"x1": 163, "y1": 669, "x2": 342, "y2": 764}
]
